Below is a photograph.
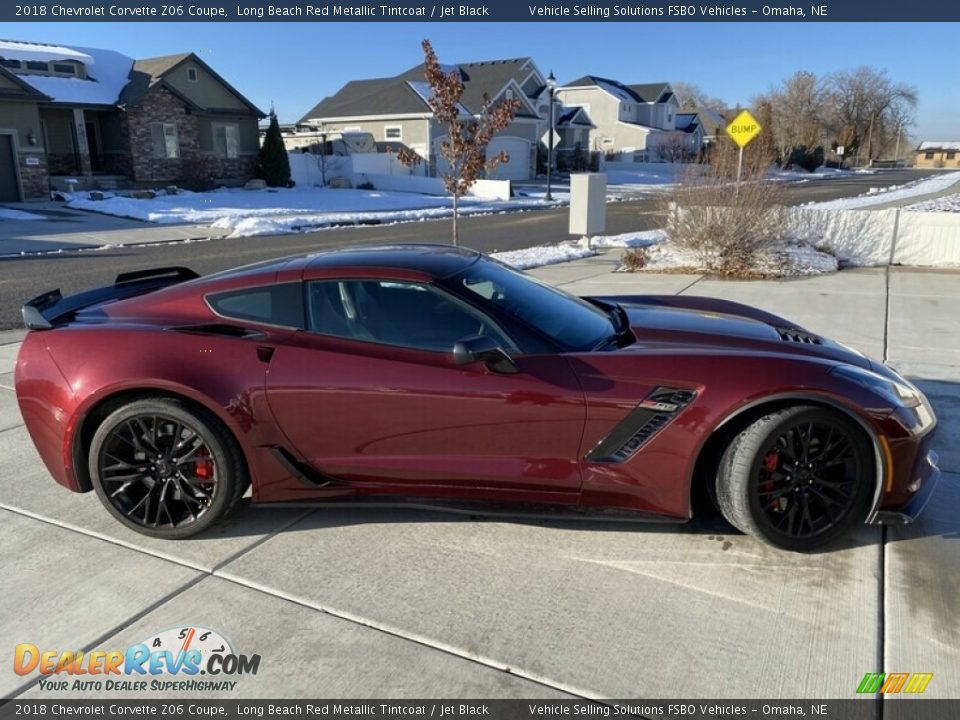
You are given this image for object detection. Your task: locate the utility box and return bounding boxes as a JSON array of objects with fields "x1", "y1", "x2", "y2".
[{"x1": 569, "y1": 173, "x2": 607, "y2": 239}]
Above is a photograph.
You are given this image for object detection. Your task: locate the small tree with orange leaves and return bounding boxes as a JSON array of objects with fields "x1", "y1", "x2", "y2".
[{"x1": 400, "y1": 39, "x2": 521, "y2": 246}]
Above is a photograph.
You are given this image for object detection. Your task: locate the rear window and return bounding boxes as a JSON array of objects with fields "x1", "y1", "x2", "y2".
[{"x1": 207, "y1": 283, "x2": 303, "y2": 328}]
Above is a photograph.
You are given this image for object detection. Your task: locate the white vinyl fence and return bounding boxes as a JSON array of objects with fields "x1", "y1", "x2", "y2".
[{"x1": 788, "y1": 207, "x2": 960, "y2": 267}]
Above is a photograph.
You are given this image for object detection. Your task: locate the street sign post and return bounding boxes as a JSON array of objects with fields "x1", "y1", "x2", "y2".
[{"x1": 725, "y1": 110, "x2": 763, "y2": 196}]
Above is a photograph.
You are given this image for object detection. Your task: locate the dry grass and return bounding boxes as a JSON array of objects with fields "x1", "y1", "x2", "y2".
[
  {"x1": 653, "y1": 142, "x2": 785, "y2": 277},
  {"x1": 620, "y1": 247, "x2": 649, "y2": 271}
]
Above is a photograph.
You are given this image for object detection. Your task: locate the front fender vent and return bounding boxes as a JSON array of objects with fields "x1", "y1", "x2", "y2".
[
  {"x1": 777, "y1": 327, "x2": 822, "y2": 344},
  {"x1": 586, "y1": 386, "x2": 697, "y2": 464}
]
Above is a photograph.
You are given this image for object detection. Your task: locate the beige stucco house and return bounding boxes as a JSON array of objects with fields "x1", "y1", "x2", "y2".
[
  {"x1": 0, "y1": 39, "x2": 264, "y2": 201},
  {"x1": 555, "y1": 77, "x2": 688, "y2": 161}
]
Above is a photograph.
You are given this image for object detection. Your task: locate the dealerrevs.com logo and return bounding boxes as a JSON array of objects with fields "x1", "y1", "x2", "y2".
[{"x1": 15, "y1": 626, "x2": 261, "y2": 693}]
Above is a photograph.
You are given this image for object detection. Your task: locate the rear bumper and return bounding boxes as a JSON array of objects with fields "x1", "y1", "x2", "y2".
[{"x1": 868, "y1": 449, "x2": 941, "y2": 525}]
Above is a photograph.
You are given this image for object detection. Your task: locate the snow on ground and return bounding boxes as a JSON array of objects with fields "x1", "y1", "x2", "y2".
[
  {"x1": 590, "y1": 228, "x2": 837, "y2": 277},
  {"x1": 806, "y1": 171, "x2": 960, "y2": 210},
  {"x1": 0, "y1": 208, "x2": 47, "y2": 220},
  {"x1": 601, "y1": 162, "x2": 689, "y2": 190},
  {"x1": 904, "y1": 192, "x2": 960, "y2": 213},
  {"x1": 490, "y1": 242, "x2": 596, "y2": 269},
  {"x1": 773, "y1": 166, "x2": 874, "y2": 181},
  {"x1": 592, "y1": 229, "x2": 667, "y2": 249},
  {"x1": 65, "y1": 186, "x2": 558, "y2": 237}
]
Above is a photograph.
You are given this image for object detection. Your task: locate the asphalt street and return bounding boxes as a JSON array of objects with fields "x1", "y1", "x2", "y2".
[{"x1": 0, "y1": 168, "x2": 940, "y2": 330}]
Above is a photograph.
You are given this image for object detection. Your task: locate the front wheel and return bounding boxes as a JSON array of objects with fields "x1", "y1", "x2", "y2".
[
  {"x1": 716, "y1": 406, "x2": 874, "y2": 552},
  {"x1": 88, "y1": 398, "x2": 248, "y2": 539}
]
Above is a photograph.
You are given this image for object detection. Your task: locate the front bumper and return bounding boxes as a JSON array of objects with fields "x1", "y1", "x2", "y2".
[{"x1": 868, "y1": 449, "x2": 941, "y2": 525}]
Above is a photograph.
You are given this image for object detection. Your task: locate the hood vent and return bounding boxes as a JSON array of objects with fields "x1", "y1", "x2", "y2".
[{"x1": 777, "y1": 327, "x2": 822, "y2": 345}]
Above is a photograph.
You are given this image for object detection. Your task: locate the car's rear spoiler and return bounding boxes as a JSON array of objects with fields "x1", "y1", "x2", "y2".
[{"x1": 21, "y1": 266, "x2": 199, "y2": 330}]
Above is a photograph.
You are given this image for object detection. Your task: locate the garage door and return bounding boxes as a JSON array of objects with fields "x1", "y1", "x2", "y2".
[
  {"x1": 0, "y1": 135, "x2": 20, "y2": 202},
  {"x1": 486, "y1": 137, "x2": 531, "y2": 181}
]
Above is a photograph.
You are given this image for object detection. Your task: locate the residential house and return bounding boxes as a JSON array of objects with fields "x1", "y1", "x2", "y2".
[
  {"x1": 300, "y1": 58, "x2": 591, "y2": 182},
  {"x1": 915, "y1": 141, "x2": 960, "y2": 169},
  {"x1": 555, "y1": 77, "x2": 686, "y2": 161},
  {"x1": 553, "y1": 105, "x2": 596, "y2": 169},
  {"x1": 672, "y1": 107, "x2": 727, "y2": 160},
  {"x1": 0, "y1": 39, "x2": 264, "y2": 201}
]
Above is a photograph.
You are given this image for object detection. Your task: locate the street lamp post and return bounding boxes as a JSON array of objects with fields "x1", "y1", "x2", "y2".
[{"x1": 546, "y1": 71, "x2": 557, "y2": 202}]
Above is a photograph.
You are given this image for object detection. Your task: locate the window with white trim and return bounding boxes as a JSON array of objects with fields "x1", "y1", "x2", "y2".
[
  {"x1": 150, "y1": 122, "x2": 180, "y2": 159},
  {"x1": 384, "y1": 126, "x2": 402, "y2": 141},
  {"x1": 212, "y1": 123, "x2": 240, "y2": 159}
]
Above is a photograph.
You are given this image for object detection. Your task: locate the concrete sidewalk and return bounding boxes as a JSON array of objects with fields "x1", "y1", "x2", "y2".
[
  {"x1": 0, "y1": 256, "x2": 957, "y2": 702},
  {"x1": 0, "y1": 201, "x2": 219, "y2": 256}
]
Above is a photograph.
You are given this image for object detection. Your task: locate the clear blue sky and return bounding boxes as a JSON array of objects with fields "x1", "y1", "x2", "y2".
[{"x1": 9, "y1": 22, "x2": 957, "y2": 140}]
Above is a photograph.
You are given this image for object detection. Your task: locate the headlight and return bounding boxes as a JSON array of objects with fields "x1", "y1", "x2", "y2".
[{"x1": 830, "y1": 364, "x2": 923, "y2": 408}]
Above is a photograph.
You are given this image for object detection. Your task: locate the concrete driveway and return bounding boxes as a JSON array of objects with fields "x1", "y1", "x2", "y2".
[{"x1": 0, "y1": 257, "x2": 957, "y2": 703}]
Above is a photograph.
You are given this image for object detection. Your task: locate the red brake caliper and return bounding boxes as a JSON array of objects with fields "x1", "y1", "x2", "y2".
[
  {"x1": 194, "y1": 449, "x2": 214, "y2": 481},
  {"x1": 761, "y1": 449, "x2": 780, "y2": 510}
]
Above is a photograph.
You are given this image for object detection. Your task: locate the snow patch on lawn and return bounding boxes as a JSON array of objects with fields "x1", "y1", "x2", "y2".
[
  {"x1": 806, "y1": 171, "x2": 960, "y2": 209},
  {"x1": 592, "y1": 229, "x2": 837, "y2": 277},
  {"x1": 592, "y1": 229, "x2": 667, "y2": 249},
  {"x1": 64, "y1": 186, "x2": 559, "y2": 237},
  {"x1": 490, "y1": 242, "x2": 596, "y2": 269},
  {"x1": 773, "y1": 166, "x2": 874, "y2": 181},
  {"x1": 904, "y1": 192, "x2": 960, "y2": 213}
]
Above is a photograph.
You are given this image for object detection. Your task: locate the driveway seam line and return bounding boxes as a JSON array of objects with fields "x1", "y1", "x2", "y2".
[
  {"x1": 0, "y1": 503, "x2": 586, "y2": 698},
  {"x1": 0, "y1": 502, "x2": 315, "y2": 574},
  {"x1": 878, "y1": 525, "x2": 886, "y2": 720},
  {"x1": 210, "y1": 569, "x2": 592, "y2": 700},
  {"x1": 4, "y1": 574, "x2": 209, "y2": 699},
  {"x1": 551, "y1": 267, "x2": 621, "y2": 286},
  {"x1": 0, "y1": 423, "x2": 25, "y2": 434},
  {"x1": 883, "y1": 267, "x2": 891, "y2": 363},
  {"x1": 211, "y1": 508, "x2": 318, "y2": 573},
  {"x1": 675, "y1": 275, "x2": 705, "y2": 295}
]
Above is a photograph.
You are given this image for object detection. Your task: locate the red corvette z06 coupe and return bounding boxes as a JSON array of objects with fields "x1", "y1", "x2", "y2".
[{"x1": 15, "y1": 245, "x2": 940, "y2": 551}]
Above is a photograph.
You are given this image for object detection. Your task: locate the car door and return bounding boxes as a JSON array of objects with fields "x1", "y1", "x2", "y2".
[{"x1": 264, "y1": 276, "x2": 585, "y2": 495}]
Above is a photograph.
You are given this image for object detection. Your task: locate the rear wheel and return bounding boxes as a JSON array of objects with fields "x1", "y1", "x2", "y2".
[
  {"x1": 716, "y1": 406, "x2": 874, "y2": 552},
  {"x1": 88, "y1": 398, "x2": 247, "y2": 539}
]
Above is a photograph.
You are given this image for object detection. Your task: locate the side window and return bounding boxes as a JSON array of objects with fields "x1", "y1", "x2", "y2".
[
  {"x1": 307, "y1": 279, "x2": 513, "y2": 352},
  {"x1": 207, "y1": 283, "x2": 304, "y2": 328}
]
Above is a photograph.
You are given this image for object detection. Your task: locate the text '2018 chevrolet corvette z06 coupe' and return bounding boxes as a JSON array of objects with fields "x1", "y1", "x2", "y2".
[{"x1": 15, "y1": 244, "x2": 939, "y2": 551}]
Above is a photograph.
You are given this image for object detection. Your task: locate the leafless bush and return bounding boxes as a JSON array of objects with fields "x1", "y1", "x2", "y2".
[
  {"x1": 620, "y1": 247, "x2": 648, "y2": 271},
  {"x1": 657, "y1": 140, "x2": 785, "y2": 276}
]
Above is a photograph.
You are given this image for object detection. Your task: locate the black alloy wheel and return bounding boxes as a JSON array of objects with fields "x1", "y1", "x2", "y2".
[
  {"x1": 89, "y1": 398, "x2": 247, "y2": 539},
  {"x1": 717, "y1": 406, "x2": 874, "y2": 551}
]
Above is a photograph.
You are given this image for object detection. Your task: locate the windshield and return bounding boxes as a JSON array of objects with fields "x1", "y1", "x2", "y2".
[{"x1": 449, "y1": 259, "x2": 614, "y2": 351}]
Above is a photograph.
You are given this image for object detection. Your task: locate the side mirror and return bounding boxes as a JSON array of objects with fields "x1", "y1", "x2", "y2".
[{"x1": 452, "y1": 335, "x2": 519, "y2": 374}]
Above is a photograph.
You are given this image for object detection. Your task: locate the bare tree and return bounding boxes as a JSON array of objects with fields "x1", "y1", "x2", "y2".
[
  {"x1": 758, "y1": 70, "x2": 830, "y2": 166},
  {"x1": 673, "y1": 81, "x2": 727, "y2": 113},
  {"x1": 827, "y1": 67, "x2": 916, "y2": 162},
  {"x1": 399, "y1": 39, "x2": 521, "y2": 246},
  {"x1": 657, "y1": 132, "x2": 690, "y2": 163}
]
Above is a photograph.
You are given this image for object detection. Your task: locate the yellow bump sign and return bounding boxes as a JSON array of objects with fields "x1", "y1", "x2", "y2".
[{"x1": 726, "y1": 110, "x2": 762, "y2": 148}]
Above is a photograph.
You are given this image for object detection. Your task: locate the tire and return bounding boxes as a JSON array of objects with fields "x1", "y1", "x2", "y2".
[
  {"x1": 88, "y1": 398, "x2": 248, "y2": 539},
  {"x1": 716, "y1": 405, "x2": 874, "y2": 552}
]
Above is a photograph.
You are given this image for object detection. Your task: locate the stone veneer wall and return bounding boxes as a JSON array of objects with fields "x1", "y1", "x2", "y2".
[
  {"x1": 125, "y1": 86, "x2": 257, "y2": 188},
  {"x1": 126, "y1": 85, "x2": 200, "y2": 184},
  {"x1": 18, "y1": 153, "x2": 49, "y2": 198}
]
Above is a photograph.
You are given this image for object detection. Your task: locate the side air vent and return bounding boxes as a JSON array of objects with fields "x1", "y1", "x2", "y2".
[
  {"x1": 586, "y1": 386, "x2": 697, "y2": 463},
  {"x1": 777, "y1": 327, "x2": 822, "y2": 344}
]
